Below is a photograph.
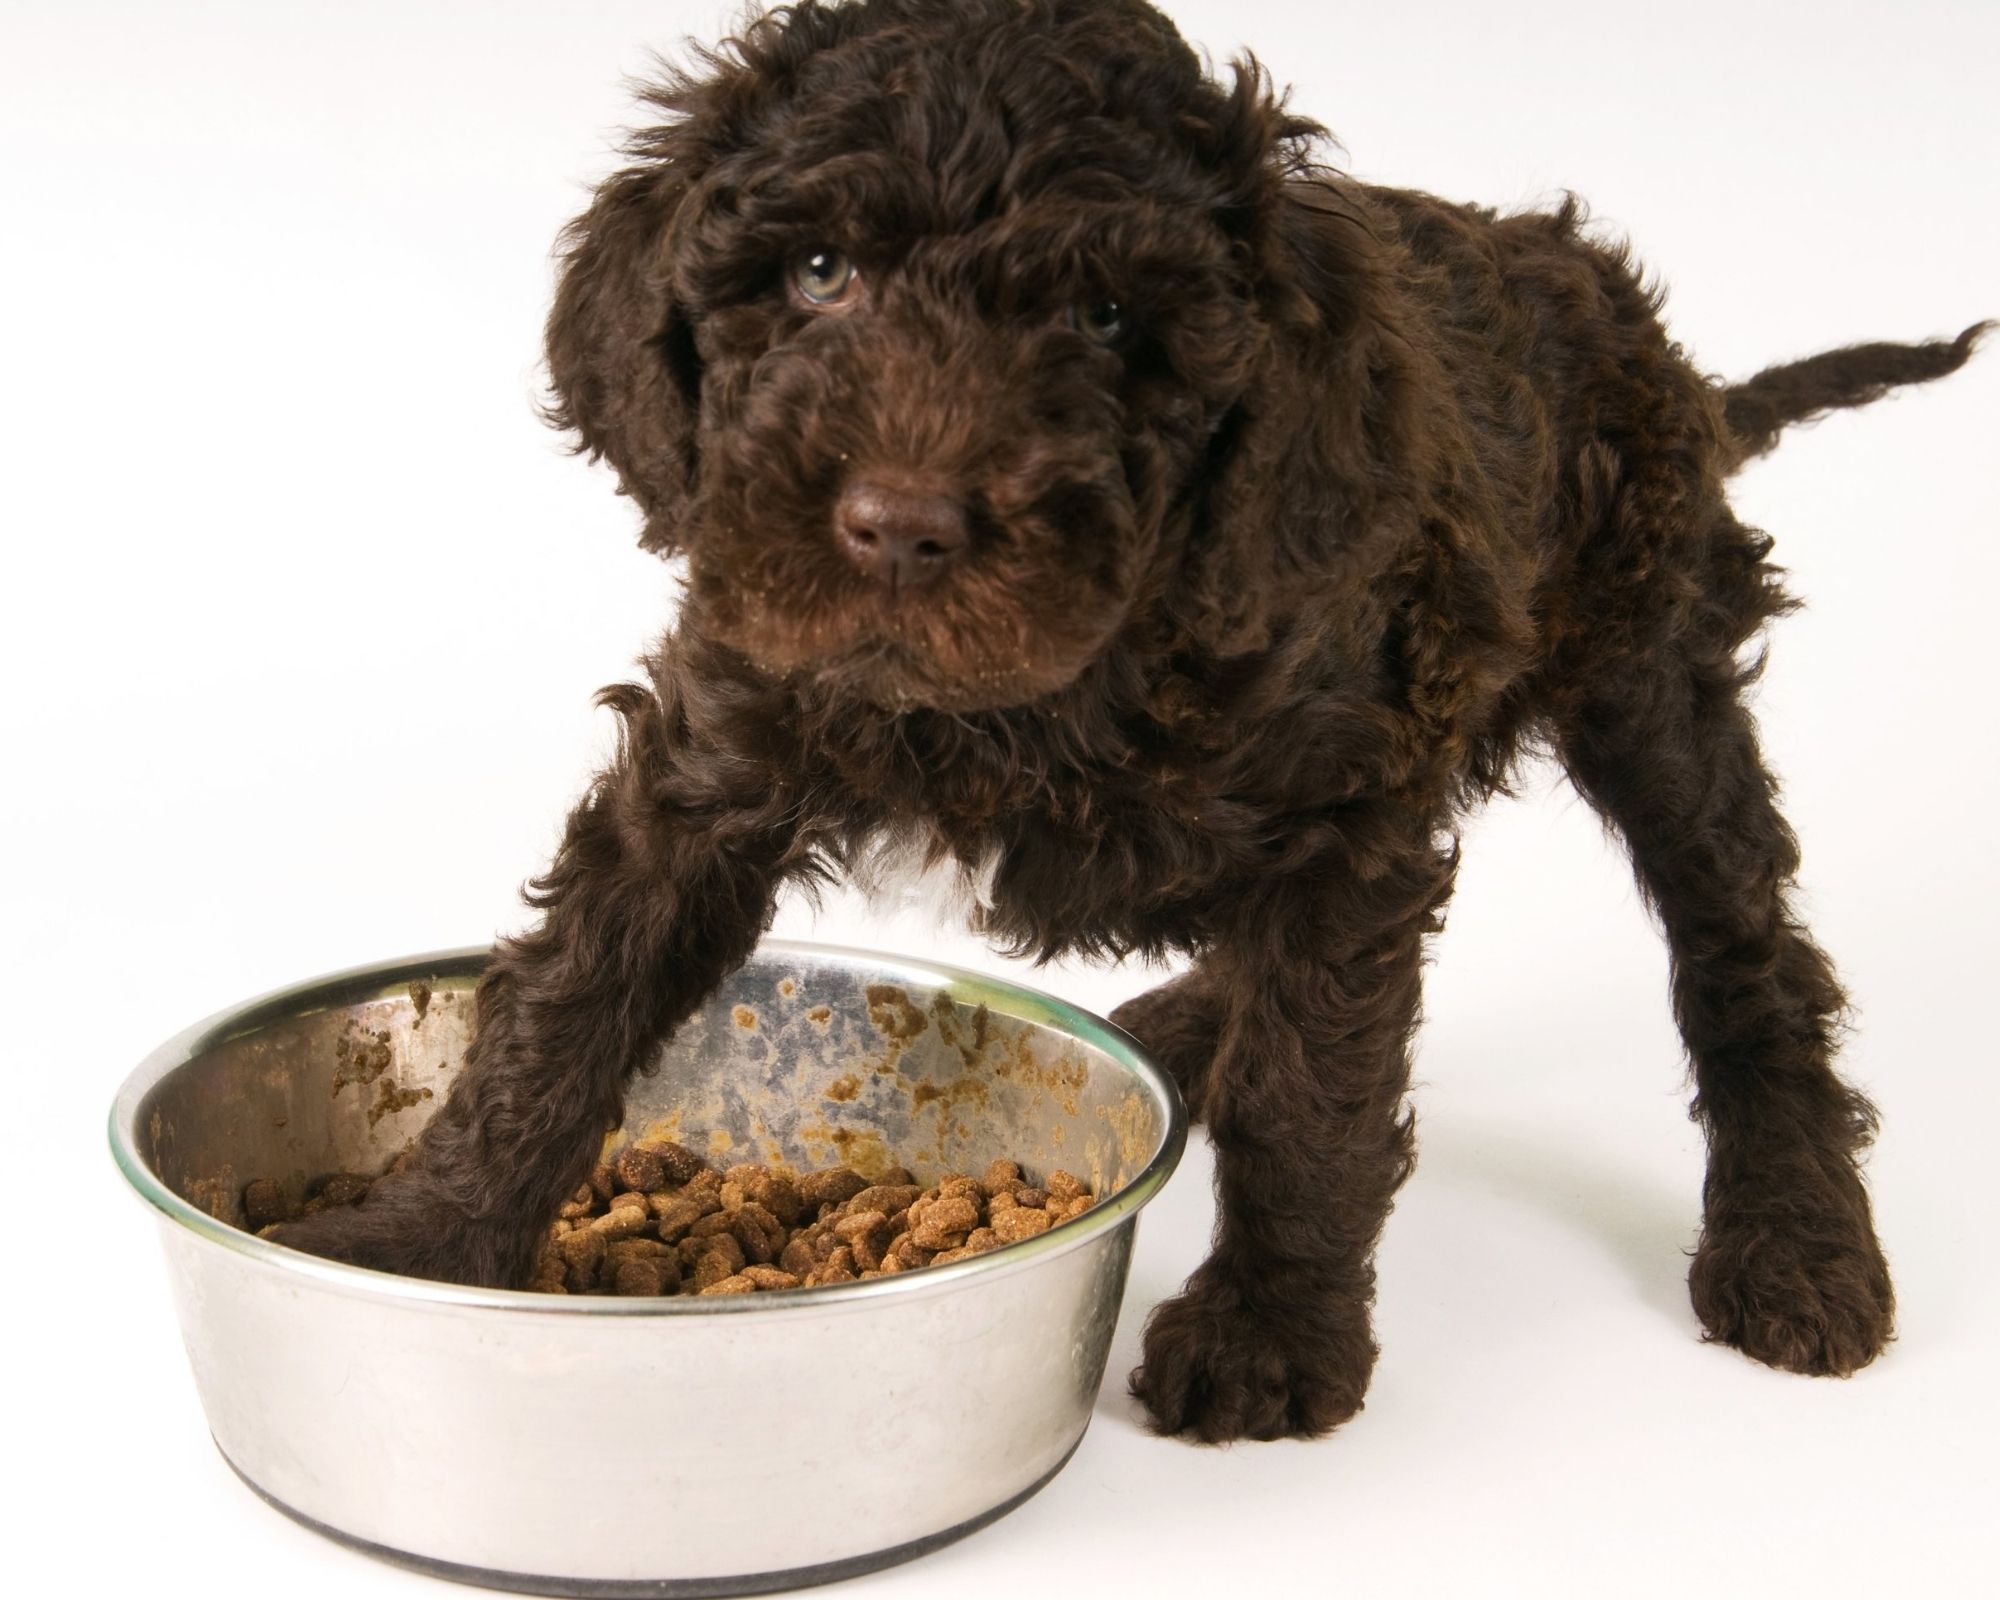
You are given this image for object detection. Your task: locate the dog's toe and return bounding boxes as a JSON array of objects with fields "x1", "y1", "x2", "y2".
[
  {"x1": 1689, "y1": 1212, "x2": 1894, "y2": 1376},
  {"x1": 1130, "y1": 1271, "x2": 1372, "y2": 1443}
]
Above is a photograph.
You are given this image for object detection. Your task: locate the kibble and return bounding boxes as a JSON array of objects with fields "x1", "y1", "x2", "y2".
[
  {"x1": 242, "y1": 1177, "x2": 297, "y2": 1232},
  {"x1": 590, "y1": 1205, "x2": 653, "y2": 1241},
  {"x1": 614, "y1": 1145, "x2": 668, "y2": 1194},
  {"x1": 248, "y1": 1132, "x2": 1097, "y2": 1298},
  {"x1": 613, "y1": 1258, "x2": 677, "y2": 1297}
]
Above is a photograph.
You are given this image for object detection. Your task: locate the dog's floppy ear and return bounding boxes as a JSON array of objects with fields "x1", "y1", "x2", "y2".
[
  {"x1": 1169, "y1": 70, "x2": 1403, "y2": 655},
  {"x1": 544, "y1": 7, "x2": 868, "y2": 556},
  {"x1": 544, "y1": 138, "x2": 703, "y2": 558}
]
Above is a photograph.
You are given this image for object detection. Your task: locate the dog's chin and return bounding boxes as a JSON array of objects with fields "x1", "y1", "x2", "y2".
[
  {"x1": 687, "y1": 570, "x2": 1134, "y2": 715},
  {"x1": 797, "y1": 636, "x2": 1093, "y2": 715},
  {"x1": 701, "y1": 622, "x2": 1104, "y2": 715}
]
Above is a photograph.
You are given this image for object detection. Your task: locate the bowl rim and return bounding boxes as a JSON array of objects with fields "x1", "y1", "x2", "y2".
[{"x1": 110, "y1": 939, "x2": 1187, "y2": 1316}]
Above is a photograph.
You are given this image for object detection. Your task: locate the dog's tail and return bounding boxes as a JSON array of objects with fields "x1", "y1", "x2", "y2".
[{"x1": 1721, "y1": 321, "x2": 1989, "y2": 469}]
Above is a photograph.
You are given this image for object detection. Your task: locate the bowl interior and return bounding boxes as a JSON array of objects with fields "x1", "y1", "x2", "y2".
[{"x1": 130, "y1": 944, "x2": 1178, "y2": 1236}]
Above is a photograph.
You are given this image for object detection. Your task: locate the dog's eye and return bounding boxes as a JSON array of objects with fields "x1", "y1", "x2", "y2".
[
  {"x1": 793, "y1": 248, "x2": 857, "y2": 306},
  {"x1": 1069, "y1": 300, "x2": 1127, "y2": 346}
]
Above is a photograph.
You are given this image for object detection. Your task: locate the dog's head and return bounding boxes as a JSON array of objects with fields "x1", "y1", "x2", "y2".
[{"x1": 547, "y1": 0, "x2": 1380, "y2": 712}]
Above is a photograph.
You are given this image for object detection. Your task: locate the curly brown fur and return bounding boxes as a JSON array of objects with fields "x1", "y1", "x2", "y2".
[
  {"x1": 1722, "y1": 321, "x2": 1989, "y2": 466},
  {"x1": 278, "y1": 0, "x2": 1982, "y2": 1437}
]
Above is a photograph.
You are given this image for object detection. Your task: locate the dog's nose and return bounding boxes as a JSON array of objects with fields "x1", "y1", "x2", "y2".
[{"x1": 833, "y1": 481, "x2": 969, "y2": 591}]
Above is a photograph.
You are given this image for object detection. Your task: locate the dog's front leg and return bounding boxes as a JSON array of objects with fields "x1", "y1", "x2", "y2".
[
  {"x1": 1131, "y1": 832, "x2": 1455, "y2": 1441},
  {"x1": 278, "y1": 661, "x2": 816, "y2": 1288}
]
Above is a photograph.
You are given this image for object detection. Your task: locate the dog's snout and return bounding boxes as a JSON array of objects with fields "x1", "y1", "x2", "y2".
[{"x1": 833, "y1": 481, "x2": 969, "y2": 590}]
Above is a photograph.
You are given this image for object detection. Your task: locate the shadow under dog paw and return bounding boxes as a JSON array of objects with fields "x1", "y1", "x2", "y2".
[{"x1": 1415, "y1": 1115, "x2": 1700, "y2": 1330}]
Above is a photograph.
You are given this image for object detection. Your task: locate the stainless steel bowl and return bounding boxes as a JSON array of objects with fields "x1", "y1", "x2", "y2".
[{"x1": 111, "y1": 942, "x2": 1184, "y2": 1596}]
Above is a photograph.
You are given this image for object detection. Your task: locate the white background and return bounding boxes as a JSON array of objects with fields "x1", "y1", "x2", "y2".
[{"x1": 5, "y1": 1, "x2": 1996, "y2": 1594}]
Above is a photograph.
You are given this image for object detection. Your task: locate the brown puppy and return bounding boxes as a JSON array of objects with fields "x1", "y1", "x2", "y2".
[{"x1": 278, "y1": 0, "x2": 1985, "y2": 1442}]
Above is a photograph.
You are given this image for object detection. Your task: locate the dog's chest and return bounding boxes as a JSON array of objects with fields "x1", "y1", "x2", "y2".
[
  {"x1": 816, "y1": 666, "x2": 1387, "y2": 957},
  {"x1": 909, "y1": 755, "x2": 1248, "y2": 958}
]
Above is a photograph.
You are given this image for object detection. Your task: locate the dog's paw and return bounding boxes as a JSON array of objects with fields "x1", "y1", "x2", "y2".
[
  {"x1": 269, "y1": 1181, "x2": 527, "y2": 1289},
  {"x1": 1109, "y1": 975, "x2": 1221, "y2": 1121},
  {"x1": 267, "y1": 1202, "x2": 450, "y2": 1280},
  {"x1": 1689, "y1": 1209, "x2": 1894, "y2": 1377},
  {"x1": 1130, "y1": 1269, "x2": 1373, "y2": 1443}
]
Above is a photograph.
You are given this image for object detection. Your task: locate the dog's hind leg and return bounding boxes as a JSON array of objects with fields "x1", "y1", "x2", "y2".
[
  {"x1": 1110, "y1": 967, "x2": 1226, "y2": 1121},
  {"x1": 1553, "y1": 503, "x2": 1893, "y2": 1374}
]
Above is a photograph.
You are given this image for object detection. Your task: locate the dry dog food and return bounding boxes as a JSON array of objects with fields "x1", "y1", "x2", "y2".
[{"x1": 247, "y1": 1143, "x2": 1097, "y2": 1297}]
